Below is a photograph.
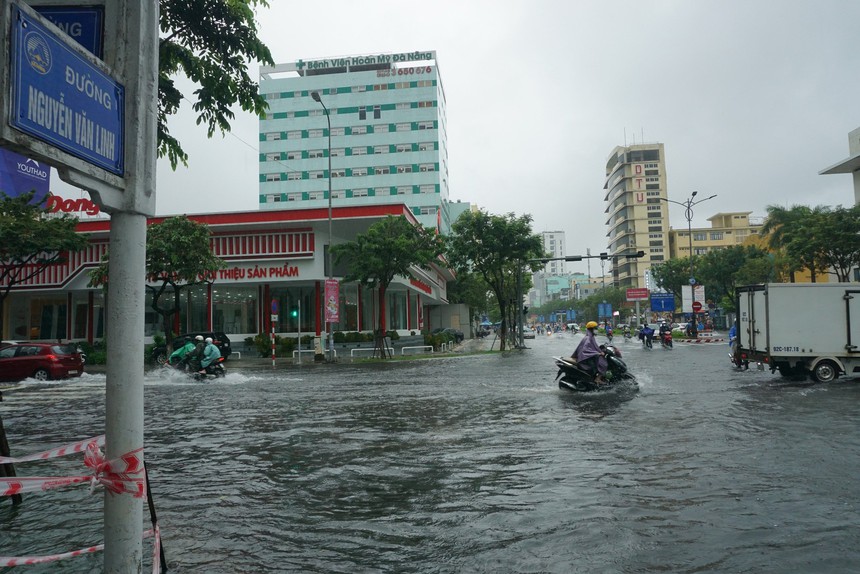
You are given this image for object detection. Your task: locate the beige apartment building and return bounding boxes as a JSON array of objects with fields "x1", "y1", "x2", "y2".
[
  {"x1": 667, "y1": 212, "x2": 763, "y2": 258},
  {"x1": 604, "y1": 143, "x2": 670, "y2": 289}
]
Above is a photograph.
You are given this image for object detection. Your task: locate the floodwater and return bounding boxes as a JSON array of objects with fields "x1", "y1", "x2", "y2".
[{"x1": 2, "y1": 333, "x2": 860, "y2": 573}]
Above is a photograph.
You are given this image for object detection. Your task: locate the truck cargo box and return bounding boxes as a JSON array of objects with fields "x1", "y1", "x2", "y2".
[{"x1": 736, "y1": 283, "x2": 860, "y2": 382}]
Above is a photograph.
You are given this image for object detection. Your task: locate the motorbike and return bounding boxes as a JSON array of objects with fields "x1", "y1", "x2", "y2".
[
  {"x1": 166, "y1": 355, "x2": 226, "y2": 380},
  {"x1": 553, "y1": 344, "x2": 637, "y2": 392},
  {"x1": 660, "y1": 330, "x2": 673, "y2": 349},
  {"x1": 728, "y1": 338, "x2": 750, "y2": 370},
  {"x1": 639, "y1": 329, "x2": 654, "y2": 349}
]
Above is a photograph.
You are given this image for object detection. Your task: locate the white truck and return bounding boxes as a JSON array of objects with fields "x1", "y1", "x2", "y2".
[{"x1": 736, "y1": 283, "x2": 860, "y2": 382}]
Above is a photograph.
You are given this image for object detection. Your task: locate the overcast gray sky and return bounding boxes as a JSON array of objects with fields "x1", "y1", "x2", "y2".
[{"x1": 55, "y1": 0, "x2": 860, "y2": 274}]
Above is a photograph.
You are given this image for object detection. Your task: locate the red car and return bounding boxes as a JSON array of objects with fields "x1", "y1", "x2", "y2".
[{"x1": 0, "y1": 343, "x2": 85, "y2": 382}]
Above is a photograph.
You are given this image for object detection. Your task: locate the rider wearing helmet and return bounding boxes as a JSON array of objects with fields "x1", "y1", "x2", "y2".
[
  {"x1": 572, "y1": 321, "x2": 607, "y2": 382},
  {"x1": 200, "y1": 336, "x2": 222, "y2": 372}
]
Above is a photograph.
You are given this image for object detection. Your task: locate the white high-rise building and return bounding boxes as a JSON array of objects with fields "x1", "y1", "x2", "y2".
[
  {"x1": 258, "y1": 51, "x2": 452, "y2": 232},
  {"x1": 541, "y1": 231, "x2": 566, "y2": 275}
]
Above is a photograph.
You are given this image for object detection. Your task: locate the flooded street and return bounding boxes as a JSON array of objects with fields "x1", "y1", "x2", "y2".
[{"x1": 3, "y1": 333, "x2": 860, "y2": 573}]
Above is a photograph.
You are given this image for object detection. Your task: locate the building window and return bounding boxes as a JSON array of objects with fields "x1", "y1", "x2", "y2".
[
  {"x1": 396, "y1": 186, "x2": 410, "y2": 195},
  {"x1": 308, "y1": 129, "x2": 323, "y2": 138},
  {"x1": 332, "y1": 169, "x2": 345, "y2": 178},
  {"x1": 694, "y1": 233, "x2": 706, "y2": 241},
  {"x1": 374, "y1": 145, "x2": 389, "y2": 154},
  {"x1": 267, "y1": 194, "x2": 280, "y2": 202},
  {"x1": 373, "y1": 105, "x2": 381, "y2": 119},
  {"x1": 265, "y1": 93, "x2": 280, "y2": 101},
  {"x1": 352, "y1": 168, "x2": 368, "y2": 177},
  {"x1": 395, "y1": 82, "x2": 410, "y2": 89},
  {"x1": 287, "y1": 172, "x2": 302, "y2": 181},
  {"x1": 266, "y1": 152, "x2": 280, "y2": 161},
  {"x1": 649, "y1": 247, "x2": 663, "y2": 253},
  {"x1": 417, "y1": 80, "x2": 432, "y2": 87},
  {"x1": 266, "y1": 132, "x2": 281, "y2": 141},
  {"x1": 372, "y1": 84, "x2": 388, "y2": 91},
  {"x1": 331, "y1": 148, "x2": 345, "y2": 157},
  {"x1": 351, "y1": 147, "x2": 368, "y2": 156},
  {"x1": 309, "y1": 109, "x2": 323, "y2": 117},
  {"x1": 396, "y1": 144, "x2": 412, "y2": 153},
  {"x1": 396, "y1": 102, "x2": 410, "y2": 110},
  {"x1": 374, "y1": 167, "x2": 391, "y2": 175},
  {"x1": 417, "y1": 101, "x2": 433, "y2": 108},
  {"x1": 396, "y1": 123, "x2": 411, "y2": 132},
  {"x1": 375, "y1": 124, "x2": 389, "y2": 133},
  {"x1": 308, "y1": 191, "x2": 324, "y2": 200},
  {"x1": 396, "y1": 165, "x2": 413, "y2": 173},
  {"x1": 419, "y1": 185, "x2": 435, "y2": 194},
  {"x1": 287, "y1": 193, "x2": 301, "y2": 202},
  {"x1": 648, "y1": 219, "x2": 662, "y2": 225},
  {"x1": 419, "y1": 164, "x2": 435, "y2": 172},
  {"x1": 646, "y1": 184, "x2": 659, "y2": 190},
  {"x1": 352, "y1": 85, "x2": 366, "y2": 93},
  {"x1": 352, "y1": 125, "x2": 367, "y2": 135},
  {"x1": 265, "y1": 173, "x2": 281, "y2": 182},
  {"x1": 359, "y1": 108, "x2": 366, "y2": 120},
  {"x1": 647, "y1": 206, "x2": 661, "y2": 212},
  {"x1": 308, "y1": 149, "x2": 324, "y2": 158},
  {"x1": 352, "y1": 189, "x2": 369, "y2": 197},
  {"x1": 331, "y1": 127, "x2": 345, "y2": 136},
  {"x1": 310, "y1": 171, "x2": 324, "y2": 179},
  {"x1": 694, "y1": 247, "x2": 708, "y2": 255},
  {"x1": 648, "y1": 233, "x2": 662, "y2": 239},
  {"x1": 418, "y1": 121, "x2": 434, "y2": 130},
  {"x1": 711, "y1": 232, "x2": 724, "y2": 240},
  {"x1": 418, "y1": 142, "x2": 433, "y2": 151},
  {"x1": 287, "y1": 130, "x2": 301, "y2": 139},
  {"x1": 419, "y1": 206, "x2": 438, "y2": 215}
]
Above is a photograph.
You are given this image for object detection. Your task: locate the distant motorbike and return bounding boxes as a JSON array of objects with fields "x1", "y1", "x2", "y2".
[
  {"x1": 639, "y1": 328, "x2": 654, "y2": 349},
  {"x1": 554, "y1": 344, "x2": 637, "y2": 392},
  {"x1": 660, "y1": 331, "x2": 673, "y2": 349}
]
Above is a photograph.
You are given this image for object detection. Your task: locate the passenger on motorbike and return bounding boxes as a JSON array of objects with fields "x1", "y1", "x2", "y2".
[
  {"x1": 572, "y1": 321, "x2": 608, "y2": 383},
  {"x1": 186, "y1": 335, "x2": 205, "y2": 371},
  {"x1": 640, "y1": 324, "x2": 655, "y2": 348},
  {"x1": 169, "y1": 337, "x2": 195, "y2": 367},
  {"x1": 199, "y1": 337, "x2": 222, "y2": 374}
]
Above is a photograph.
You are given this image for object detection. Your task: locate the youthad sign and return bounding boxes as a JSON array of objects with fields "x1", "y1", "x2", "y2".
[{"x1": 0, "y1": 148, "x2": 50, "y2": 202}]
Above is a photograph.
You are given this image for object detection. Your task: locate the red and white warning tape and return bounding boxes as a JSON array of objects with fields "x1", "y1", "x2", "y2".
[
  {"x1": 1, "y1": 527, "x2": 162, "y2": 573},
  {"x1": 0, "y1": 436, "x2": 160, "y2": 571},
  {"x1": 0, "y1": 436, "x2": 145, "y2": 498}
]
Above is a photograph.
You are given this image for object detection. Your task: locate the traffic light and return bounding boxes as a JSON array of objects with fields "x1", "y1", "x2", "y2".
[
  {"x1": 290, "y1": 308, "x2": 298, "y2": 318},
  {"x1": 523, "y1": 306, "x2": 529, "y2": 315}
]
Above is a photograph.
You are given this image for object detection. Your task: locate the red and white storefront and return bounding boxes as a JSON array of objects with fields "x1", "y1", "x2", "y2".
[{"x1": 1, "y1": 202, "x2": 453, "y2": 344}]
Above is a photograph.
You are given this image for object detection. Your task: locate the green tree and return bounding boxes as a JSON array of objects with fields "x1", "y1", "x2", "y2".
[
  {"x1": 89, "y1": 216, "x2": 226, "y2": 347},
  {"x1": 332, "y1": 216, "x2": 445, "y2": 358},
  {"x1": 446, "y1": 271, "x2": 491, "y2": 331},
  {"x1": 446, "y1": 211, "x2": 545, "y2": 351},
  {"x1": 806, "y1": 205, "x2": 860, "y2": 282},
  {"x1": 159, "y1": 0, "x2": 274, "y2": 167},
  {"x1": 0, "y1": 192, "x2": 89, "y2": 332},
  {"x1": 697, "y1": 245, "x2": 775, "y2": 311},
  {"x1": 650, "y1": 257, "x2": 691, "y2": 304},
  {"x1": 761, "y1": 204, "x2": 830, "y2": 282}
]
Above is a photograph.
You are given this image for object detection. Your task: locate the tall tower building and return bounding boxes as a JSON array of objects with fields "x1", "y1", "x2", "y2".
[
  {"x1": 603, "y1": 143, "x2": 670, "y2": 289},
  {"x1": 257, "y1": 51, "x2": 451, "y2": 232},
  {"x1": 541, "y1": 231, "x2": 566, "y2": 275}
]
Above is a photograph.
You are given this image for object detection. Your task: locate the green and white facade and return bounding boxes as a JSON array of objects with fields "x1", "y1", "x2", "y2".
[{"x1": 258, "y1": 50, "x2": 452, "y2": 233}]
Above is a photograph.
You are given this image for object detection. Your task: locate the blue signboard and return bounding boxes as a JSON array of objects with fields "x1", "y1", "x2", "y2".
[
  {"x1": 34, "y1": 6, "x2": 104, "y2": 58},
  {"x1": 10, "y1": 5, "x2": 124, "y2": 175},
  {"x1": 0, "y1": 148, "x2": 50, "y2": 202},
  {"x1": 650, "y1": 292, "x2": 676, "y2": 312},
  {"x1": 598, "y1": 303, "x2": 612, "y2": 319}
]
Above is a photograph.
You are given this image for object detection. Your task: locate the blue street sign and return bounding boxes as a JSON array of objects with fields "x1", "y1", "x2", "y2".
[
  {"x1": 34, "y1": 6, "x2": 104, "y2": 58},
  {"x1": 10, "y1": 6, "x2": 124, "y2": 175},
  {"x1": 598, "y1": 303, "x2": 612, "y2": 319},
  {"x1": 650, "y1": 292, "x2": 676, "y2": 312}
]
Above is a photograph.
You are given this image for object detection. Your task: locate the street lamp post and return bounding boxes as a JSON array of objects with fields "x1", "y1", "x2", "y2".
[
  {"x1": 659, "y1": 191, "x2": 717, "y2": 338},
  {"x1": 311, "y1": 91, "x2": 334, "y2": 361}
]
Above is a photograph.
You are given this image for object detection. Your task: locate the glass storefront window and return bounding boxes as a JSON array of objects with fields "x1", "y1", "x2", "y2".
[
  {"x1": 386, "y1": 290, "x2": 407, "y2": 330},
  {"x1": 340, "y1": 284, "x2": 359, "y2": 332},
  {"x1": 6, "y1": 295, "x2": 68, "y2": 341},
  {"x1": 212, "y1": 285, "x2": 257, "y2": 334},
  {"x1": 270, "y1": 286, "x2": 313, "y2": 334},
  {"x1": 359, "y1": 286, "x2": 375, "y2": 332}
]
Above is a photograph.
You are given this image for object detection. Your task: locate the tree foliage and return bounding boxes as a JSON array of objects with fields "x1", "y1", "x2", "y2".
[
  {"x1": 158, "y1": 0, "x2": 274, "y2": 167},
  {"x1": 446, "y1": 271, "x2": 491, "y2": 327},
  {"x1": 446, "y1": 211, "x2": 545, "y2": 351},
  {"x1": 696, "y1": 245, "x2": 776, "y2": 311},
  {"x1": 650, "y1": 257, "x2": 692, "y2": 301},
  {"x1": 0, "y1": 192, "x2": 89, "y2": 329},
  {"x1": 331, "y1": 216, "x2": 445, "y2": 357},
  {"x1": 89, "y1": 216, "x2": 226, "y2": 344}
]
